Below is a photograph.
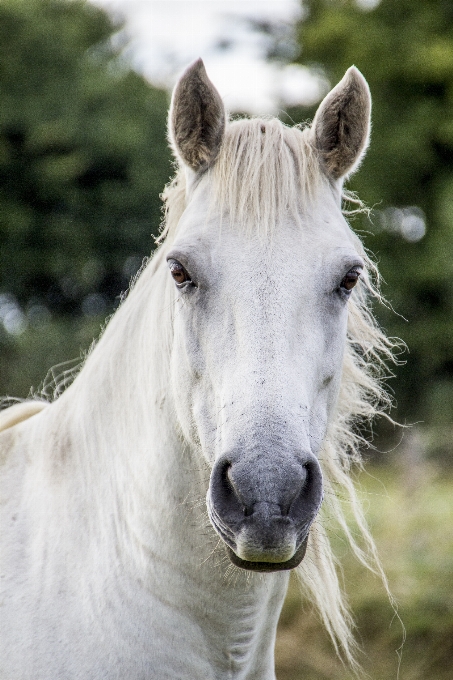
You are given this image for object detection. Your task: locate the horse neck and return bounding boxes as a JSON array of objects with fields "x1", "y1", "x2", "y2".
[{"x1": 35, "y1": 249, "x2": 289, "y2": 675}]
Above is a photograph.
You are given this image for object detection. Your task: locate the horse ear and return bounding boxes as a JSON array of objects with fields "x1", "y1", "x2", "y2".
[
  {"x1": 169, "y1": 58, "x2": 226, "y2": 172},
  {"x1": 310, "y1": 66, "x2": 371, "y2": 180}
]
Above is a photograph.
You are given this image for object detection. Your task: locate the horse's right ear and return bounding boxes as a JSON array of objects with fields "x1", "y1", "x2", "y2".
[
  {"x1": 169, "y1": 59, "x2": 226, "y2": 173},
  {"x1": 310, "y1": 66, "x2": 371, "y2": 181}
]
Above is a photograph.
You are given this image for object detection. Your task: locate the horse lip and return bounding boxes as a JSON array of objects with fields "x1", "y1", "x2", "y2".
[
  {"x1": 207, "y1": 494, "x2": 313, "y2": 570},
  {"x1": 225, "y1": 535, "x2": 309, "y2": 572}
]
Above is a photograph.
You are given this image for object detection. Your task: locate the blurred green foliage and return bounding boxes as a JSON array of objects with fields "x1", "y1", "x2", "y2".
[
  {"x1": 0, "y1": 0, "x2": 172, "y2": 396},
  {"x1": 0, "y1": 314, "x2": 102, "y2": 398},
  {"x1": 282, "y1": 0, "x2": 453, "y2": 426},
  {"x1": 0, "y1": 0, "x2": 171, "y2": 317}
]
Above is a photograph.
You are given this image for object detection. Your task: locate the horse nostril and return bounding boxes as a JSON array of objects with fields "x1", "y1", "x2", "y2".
[
  {"x1": 222, "y1": 466, "x2": 256, "y2": 517},
  {"x1": 220, "y1": 460, "x2": 232, "y2": 489},
  {"x1": 224, "y1": 465, "x2": 254, "y2": 516},
  {"x1": 209, "y1": 457, "x2": 245, "y2": 527},
  {"x1": 288, "y1": 458, "x2": 323, "y2": 521}
]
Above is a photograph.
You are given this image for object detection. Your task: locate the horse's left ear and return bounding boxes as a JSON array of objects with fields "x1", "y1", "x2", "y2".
[
  {"x1": 169, "y1": 58, "x2": 226, "y2": 172},
  {"x1": 310, "y1": 66, "x2": 371, "y2": 180}
]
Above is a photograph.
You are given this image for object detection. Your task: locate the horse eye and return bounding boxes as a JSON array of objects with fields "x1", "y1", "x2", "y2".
[
  {"x1": 168, "y1": 259, "x2": 191, "y2": 286},
  {"x1": 340, "y1": 269, "x2": 361, "y2": 292}
]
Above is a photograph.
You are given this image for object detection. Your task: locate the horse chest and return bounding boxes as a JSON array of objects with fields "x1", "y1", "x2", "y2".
[{"x1": 1, "y1": 538, "x2": 285, "y2": 680}]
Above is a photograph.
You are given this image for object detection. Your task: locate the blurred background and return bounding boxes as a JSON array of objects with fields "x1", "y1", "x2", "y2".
[{"x1": 0, "y1": 0, "x2": 452, "y2": 677}]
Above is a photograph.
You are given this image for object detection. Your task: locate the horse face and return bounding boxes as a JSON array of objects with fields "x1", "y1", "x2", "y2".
[
  {"x1": 167, "y1": 188, "x2": 362, "y2": 571},
  {"x1": 167, "y1": 60, "x2": 371, "y2": 571}
]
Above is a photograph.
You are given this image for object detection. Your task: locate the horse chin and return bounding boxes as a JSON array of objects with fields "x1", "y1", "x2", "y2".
[{"x1": 225, "y1": 536, "x2": 309, "y2": 573}]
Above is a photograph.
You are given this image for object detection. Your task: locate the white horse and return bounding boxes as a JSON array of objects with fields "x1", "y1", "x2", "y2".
[{"x1": 0, "y1": 60, "x2": 395, "y2": 679}]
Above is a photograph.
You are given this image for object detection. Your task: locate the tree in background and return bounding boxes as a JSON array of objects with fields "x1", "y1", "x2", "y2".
[
  {"x1": 2, "y1": 0, "x2": 453, "y2": 431},
  {"x1": 0, "y1": 0, "x2": 171, "y2": 395},
  {"x1": 0, "y1": 0, "x2": 171, "y2": 315},
  {"x1": 280, "y1": 0, "x2": 453, "y2": 429}
]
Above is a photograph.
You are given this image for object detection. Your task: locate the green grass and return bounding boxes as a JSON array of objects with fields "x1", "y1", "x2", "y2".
[{"x1": 276, "y1": 464, "x2": 453, "y2": 680}]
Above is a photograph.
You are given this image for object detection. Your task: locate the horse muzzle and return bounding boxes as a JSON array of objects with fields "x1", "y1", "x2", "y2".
[{"x1": 207, "y1": 450, "x2": 323, "y2": 572}]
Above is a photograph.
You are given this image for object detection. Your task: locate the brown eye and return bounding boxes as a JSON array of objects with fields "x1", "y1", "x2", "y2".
[
  {"x1": 340, "y1": 269, "x2": 361, "y2": 292},
  {"x1": 168, "y1": 259, "x2": 191, "y2": 286}
]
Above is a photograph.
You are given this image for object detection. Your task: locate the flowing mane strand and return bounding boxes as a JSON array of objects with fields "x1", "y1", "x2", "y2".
[{"x1": 161, "y1": 115, "x2": 400, "y2": 668}]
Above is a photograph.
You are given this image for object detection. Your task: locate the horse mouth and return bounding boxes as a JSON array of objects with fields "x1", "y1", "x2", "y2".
[{"x1": 225, "y1": 536, "x2": 309, "y2": 572}]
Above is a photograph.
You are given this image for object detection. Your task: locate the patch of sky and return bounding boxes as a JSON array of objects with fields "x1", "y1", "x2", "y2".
[{"x1": 91, "y1": 0, "x2": 325, "y2": 113}]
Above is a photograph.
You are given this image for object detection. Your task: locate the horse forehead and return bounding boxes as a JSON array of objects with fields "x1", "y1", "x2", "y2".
[
  {"x1": 172, "y1": 219, "x2": 356, "y2": 276},
  {"x1": 176, "y1": 180, "x2": 354, "y2": 257}
]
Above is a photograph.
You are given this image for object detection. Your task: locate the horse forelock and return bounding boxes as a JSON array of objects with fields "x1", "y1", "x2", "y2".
[{"x1": 160, "y1": 117, "x2": 325, "y2": 244}]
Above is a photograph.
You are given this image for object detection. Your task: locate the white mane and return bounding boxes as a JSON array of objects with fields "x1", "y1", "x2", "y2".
[{"x1": 0, "y1": 115, "x2": 399, "y2": 673}]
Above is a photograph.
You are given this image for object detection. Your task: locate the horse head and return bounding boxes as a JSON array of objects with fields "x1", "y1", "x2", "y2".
[{"x1": 165, "y1": 59, "x2": 371, "y2": 572}]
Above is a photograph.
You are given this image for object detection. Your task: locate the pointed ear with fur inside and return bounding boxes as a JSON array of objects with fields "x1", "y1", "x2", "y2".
[
  {"x1": 310, "y1": 66, "x2": 371, "y2": 181},
  {"x1": 169, "y1": 59, "x2": 225, "y2": 173}
]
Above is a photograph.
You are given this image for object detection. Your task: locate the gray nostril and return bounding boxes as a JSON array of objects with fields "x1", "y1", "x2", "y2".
[
  {"x1": 209, "y1": 457, "x2": 245, "y2": 529},
  {"x1": 279, "y1": 466, "x2": 308, "y2": 516},
  {"x1": 288, "y1": 457, "x2": 323, "y2": 521},
  {"x1": 226, "y1": 465, "x2": 253, "y2": 516},
  {"x1": 221, "y1": 460, "x2": 232, "y2": 489}
]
